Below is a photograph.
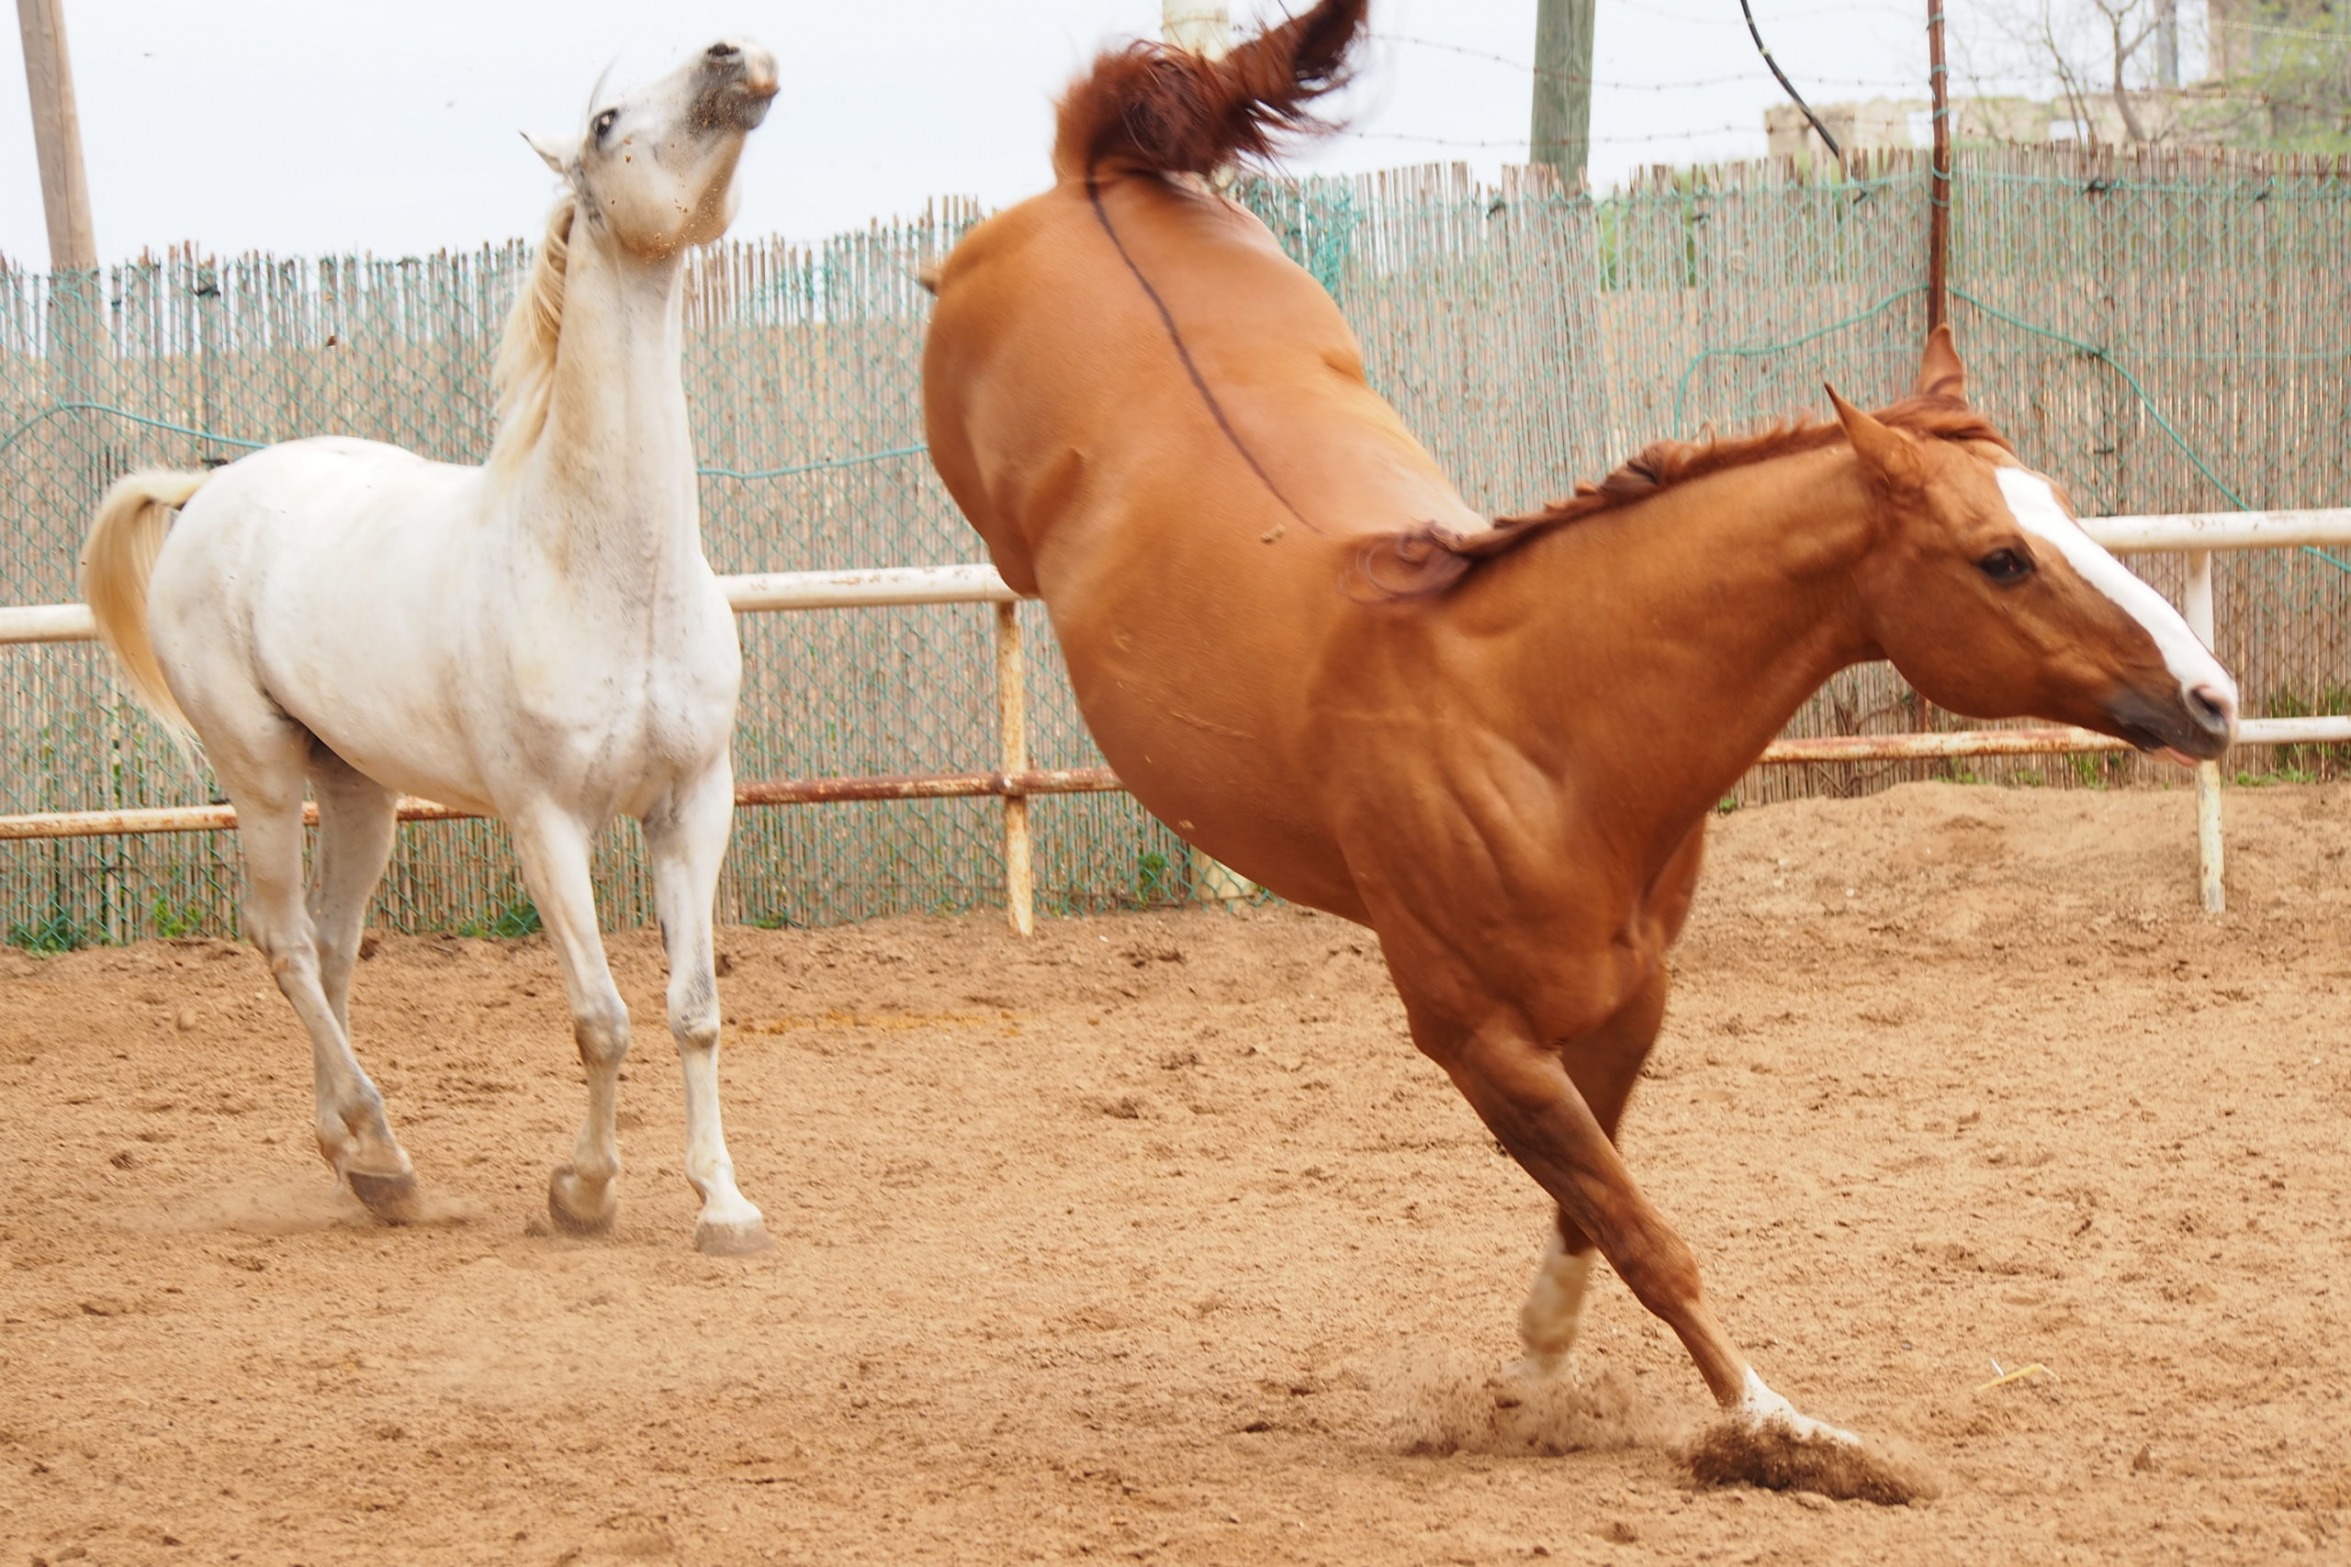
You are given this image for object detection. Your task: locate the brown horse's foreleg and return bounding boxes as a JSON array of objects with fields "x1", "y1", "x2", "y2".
[
  {"x1": 1436, "y1": 1019, "x2": 1750, "y2": 1406},
  {"x1": 1519, "y1": 965, "x2": 1670, "y2": 1370}
]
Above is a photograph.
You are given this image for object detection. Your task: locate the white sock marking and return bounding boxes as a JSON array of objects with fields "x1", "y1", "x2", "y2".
[
  {"x1": 1518, "y1": 1239, "x2": 1596, "y2": 1372},
  {"x1": 1738, "y1": 1367, "x2": 1861, "y2": 1446}
]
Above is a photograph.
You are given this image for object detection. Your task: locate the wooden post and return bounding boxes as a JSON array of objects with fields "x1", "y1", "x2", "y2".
[
  {"x1": 2185, "y1": 551, "x2": 2224, "y2": 913},
  {"x1": 1161, "y1": 0, "x2": 1230, "y2": 57},
  {"x1": 18, "y1": 0, "x2": 97, "y2": 271},
  {"x1": 994, "y1": 601, "x2": 1035, "y2": 937},
  {"x1": 1531, "y1": 0, "x2": 1596, "y2": 191},
  {"x1": 19, "y1": 0, "x2": 107, "y2": 405}
]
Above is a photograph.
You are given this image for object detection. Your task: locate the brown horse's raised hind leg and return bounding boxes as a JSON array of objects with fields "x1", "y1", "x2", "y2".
[
  {"x1": 1434, "y1": 1013, "x2": 1865, "y2": 1451},
  {"x1": 1435, "y1": 1017, "x2": 1751, "y2": 1406},
  {"x1": 1449, "y1": 1016, "x2": 1943, "y2": 1524},
  {"x1": 1519, "y1": 966, "x2": 1670, "y2": 1371}
]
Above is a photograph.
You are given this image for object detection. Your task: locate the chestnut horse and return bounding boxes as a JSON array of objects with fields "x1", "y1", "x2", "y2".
[{"x1": 922, "y1": 0, "x2": 2237, "y2": 1471}]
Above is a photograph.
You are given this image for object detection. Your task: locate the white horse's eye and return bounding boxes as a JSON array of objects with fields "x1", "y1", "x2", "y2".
[{"x1": 593, "y1": 110, "x2": 618, "y2": 139}]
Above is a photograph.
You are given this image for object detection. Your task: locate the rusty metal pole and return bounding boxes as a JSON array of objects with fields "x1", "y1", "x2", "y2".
[
  {"x1": 1911, "y1": 0, "x2": 1956, "y2": 747},
  {"x1": 1927, "y1": 0, "x2": 1951, "y2": 335}
]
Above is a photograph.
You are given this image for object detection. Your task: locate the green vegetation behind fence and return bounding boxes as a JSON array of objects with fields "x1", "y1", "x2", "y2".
[{"x1": 1, "y1": 145, "x2": 2345, "y2": 943}]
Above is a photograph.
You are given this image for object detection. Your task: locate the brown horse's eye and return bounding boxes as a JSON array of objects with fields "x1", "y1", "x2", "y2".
[{"x1": 1978, "y1": 547, "x2": 2034, "y2": 583}]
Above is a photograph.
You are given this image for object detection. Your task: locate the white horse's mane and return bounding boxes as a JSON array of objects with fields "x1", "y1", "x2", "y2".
[{"x1": 490, "y1": 194, "x2": 576, "y2": 470}]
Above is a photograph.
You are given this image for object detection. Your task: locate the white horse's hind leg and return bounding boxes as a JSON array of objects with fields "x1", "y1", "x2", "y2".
[
  {"x1": 216, "y1": 733, "x2": 416, "y2": 1220},
  {"x1": 645, "y1": 762, "x2": 769, "y2": 1256},
  {"x1": 306, "y1": 750, "x2": 399, "y2": 1035},
  {"x1": 507, "y1": 809, "x2": 631, "y2": 1236}
]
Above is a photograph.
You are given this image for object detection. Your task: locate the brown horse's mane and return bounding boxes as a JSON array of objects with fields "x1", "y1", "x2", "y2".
[{"x1": 1356, "y1": 395, "x2": 2015, "y2": 600}]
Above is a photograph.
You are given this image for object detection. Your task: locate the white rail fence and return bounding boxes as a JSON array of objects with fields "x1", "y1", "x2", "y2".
[{"x1": 2, "y1": 513, "x2": 2346, "y2": 927}]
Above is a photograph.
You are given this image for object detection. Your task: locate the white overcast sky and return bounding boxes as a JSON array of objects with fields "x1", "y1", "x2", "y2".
[{"x1": 0, "y1": 0, "x2": 2128, "y2": 264}]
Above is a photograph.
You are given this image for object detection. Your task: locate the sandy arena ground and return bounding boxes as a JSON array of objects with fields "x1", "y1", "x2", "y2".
[{"x1": 2, "y1": 780, "x2": 2347, "y2": 1565}]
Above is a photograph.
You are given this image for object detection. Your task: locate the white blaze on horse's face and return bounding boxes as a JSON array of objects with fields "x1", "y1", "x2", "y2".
[
  {"x1": 1992, "y1": 466, "x2": 2240, "y2": 747},
  {"x1": 553, "y1": 40, "x2": 779, "y2": 259}
]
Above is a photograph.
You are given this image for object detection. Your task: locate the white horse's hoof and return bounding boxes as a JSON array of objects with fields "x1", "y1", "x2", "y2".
[
  {"x1": 346, "y1": 1168, "x2": 422, "y2": 1225},
  {"x1": 547, "y1": 1165, "x2": 618, "y2": 1236},
  {"x1": 694, "y1": 1215, "x2": 773, "y2": 1257}
]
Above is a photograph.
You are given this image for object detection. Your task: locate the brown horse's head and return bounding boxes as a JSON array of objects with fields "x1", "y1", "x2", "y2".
[{"x1": 1837, "y1": 332, "x2": 2237, "y2": 761}]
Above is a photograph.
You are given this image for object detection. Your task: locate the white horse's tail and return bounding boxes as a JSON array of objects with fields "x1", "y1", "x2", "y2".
[{"x1": 82, "y1": 468, "x2": 210, "y2": 741}]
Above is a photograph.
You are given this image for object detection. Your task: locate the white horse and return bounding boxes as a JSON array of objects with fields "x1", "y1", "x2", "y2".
[{"x1": 79, "y1": 40, "x2": 780, "y2": 1255}]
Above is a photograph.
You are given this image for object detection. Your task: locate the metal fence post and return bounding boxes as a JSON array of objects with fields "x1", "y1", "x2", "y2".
[
  {"x1": 2185, "y1": 549, "x2": 2224, "y2": 913},
  {"x1": 994, "y1": 600, "x2": 1036, "y2": 936}
]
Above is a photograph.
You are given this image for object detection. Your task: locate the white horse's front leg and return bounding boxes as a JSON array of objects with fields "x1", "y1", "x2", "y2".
[
  {"x1": 508, "y1": 807, "x2": 632, "y2": 1236},
  {"x1": 645, "y1": 759, "x2": 769, "y2": 1256}
]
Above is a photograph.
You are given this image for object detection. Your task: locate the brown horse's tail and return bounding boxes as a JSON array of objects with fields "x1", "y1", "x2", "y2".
[{"x1": 1051, "y1": 0, "x2": 1370, "y2": 184}]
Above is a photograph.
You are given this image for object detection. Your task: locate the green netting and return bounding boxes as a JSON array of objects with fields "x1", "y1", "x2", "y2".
[{"x1": 2, "y1": 146, "x2": 2346, "y2": 942}]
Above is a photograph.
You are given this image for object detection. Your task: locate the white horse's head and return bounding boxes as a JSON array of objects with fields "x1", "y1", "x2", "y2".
[{"x1": 528, "y1": 39, "x2": 779, "y2": 258}]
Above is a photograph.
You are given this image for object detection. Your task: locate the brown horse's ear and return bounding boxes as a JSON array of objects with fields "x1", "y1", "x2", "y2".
[
  {"x1": 1828, "y1": 386, "x2": 1924, "y2": 493},
  {"x1": 1915, "y1": 324, "x2": 1967, "y2": 403}
]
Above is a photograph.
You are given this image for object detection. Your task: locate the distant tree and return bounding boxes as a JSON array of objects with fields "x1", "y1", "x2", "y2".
[
  {"x1": 1961, "y1": 0, "x2": 2348, "y2": 151},
  {"x1": 1963, "y1": 0, "x2": 2174, "y2": 145},
  {"x1": 2212, "y1": 0, "x2": 2350, "y2": 149}
]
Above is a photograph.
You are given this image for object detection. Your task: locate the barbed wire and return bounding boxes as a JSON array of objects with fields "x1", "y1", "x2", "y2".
[
  {"x1": 1340, "y1": 123, "x2": 1760, "y2": 150},
  {"x1": 2227, "y1": 17, "x2": 2351, "y2": 45},
  {"x1": 1603, "y1": 0, "x2": 1920, "y2": 27},
  {"x1": 1377, "y1": 33, "x2": 1917, "y2": 93}
]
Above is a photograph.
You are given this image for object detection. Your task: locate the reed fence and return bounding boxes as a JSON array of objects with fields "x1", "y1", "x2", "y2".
[{"x1": 0, "y1": 145, "x2": 2345, "y2": 942}]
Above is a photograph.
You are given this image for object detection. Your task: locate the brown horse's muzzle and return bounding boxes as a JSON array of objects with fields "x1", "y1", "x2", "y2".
[{"x1": 2103, "y1": 680, "x2": 2236, "y2": 762}]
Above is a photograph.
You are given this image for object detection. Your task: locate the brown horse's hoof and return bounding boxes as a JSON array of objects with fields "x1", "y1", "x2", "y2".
[
  {"x1": 1684, "y1": 1417, "x2": 1939, "y2": 1506},
  {"x1": 547, "y1": 1165, "x2": 618, "y2": 1236},
  {"x1": 693, "y1": 1216, "x2": 774, "y2": 1257},
  {"x1": 346, "y1": 1168, "x2": 422, "y2": 1225}
]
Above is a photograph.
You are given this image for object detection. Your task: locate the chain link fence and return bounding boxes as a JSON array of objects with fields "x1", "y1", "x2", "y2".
[{"x1": 2, "y1": 146, "x2": 2345, "y2": 942}]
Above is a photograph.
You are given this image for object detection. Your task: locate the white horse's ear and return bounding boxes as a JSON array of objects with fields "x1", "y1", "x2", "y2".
[{"x1": 522, "y1": 130, "x2": 571, "y2": 175}]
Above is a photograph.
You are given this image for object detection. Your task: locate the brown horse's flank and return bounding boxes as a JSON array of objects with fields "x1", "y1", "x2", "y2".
[{"x1": 1358, "y1": 396, "x2": 2021, "y2": 599}]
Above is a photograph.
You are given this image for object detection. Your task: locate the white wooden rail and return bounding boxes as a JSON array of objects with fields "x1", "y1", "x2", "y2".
[
  {"x1": 2, "y1": 512, "x2": 2347, "y2": 926},
  {"x1": 2087, "y1": 511, "x2": 2351, "y2": 912}
]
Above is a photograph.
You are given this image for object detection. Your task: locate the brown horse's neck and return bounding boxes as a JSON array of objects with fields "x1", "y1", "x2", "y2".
[{"x1": 1482, "y1": 445, "x2": 1881, "y2": 848}]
